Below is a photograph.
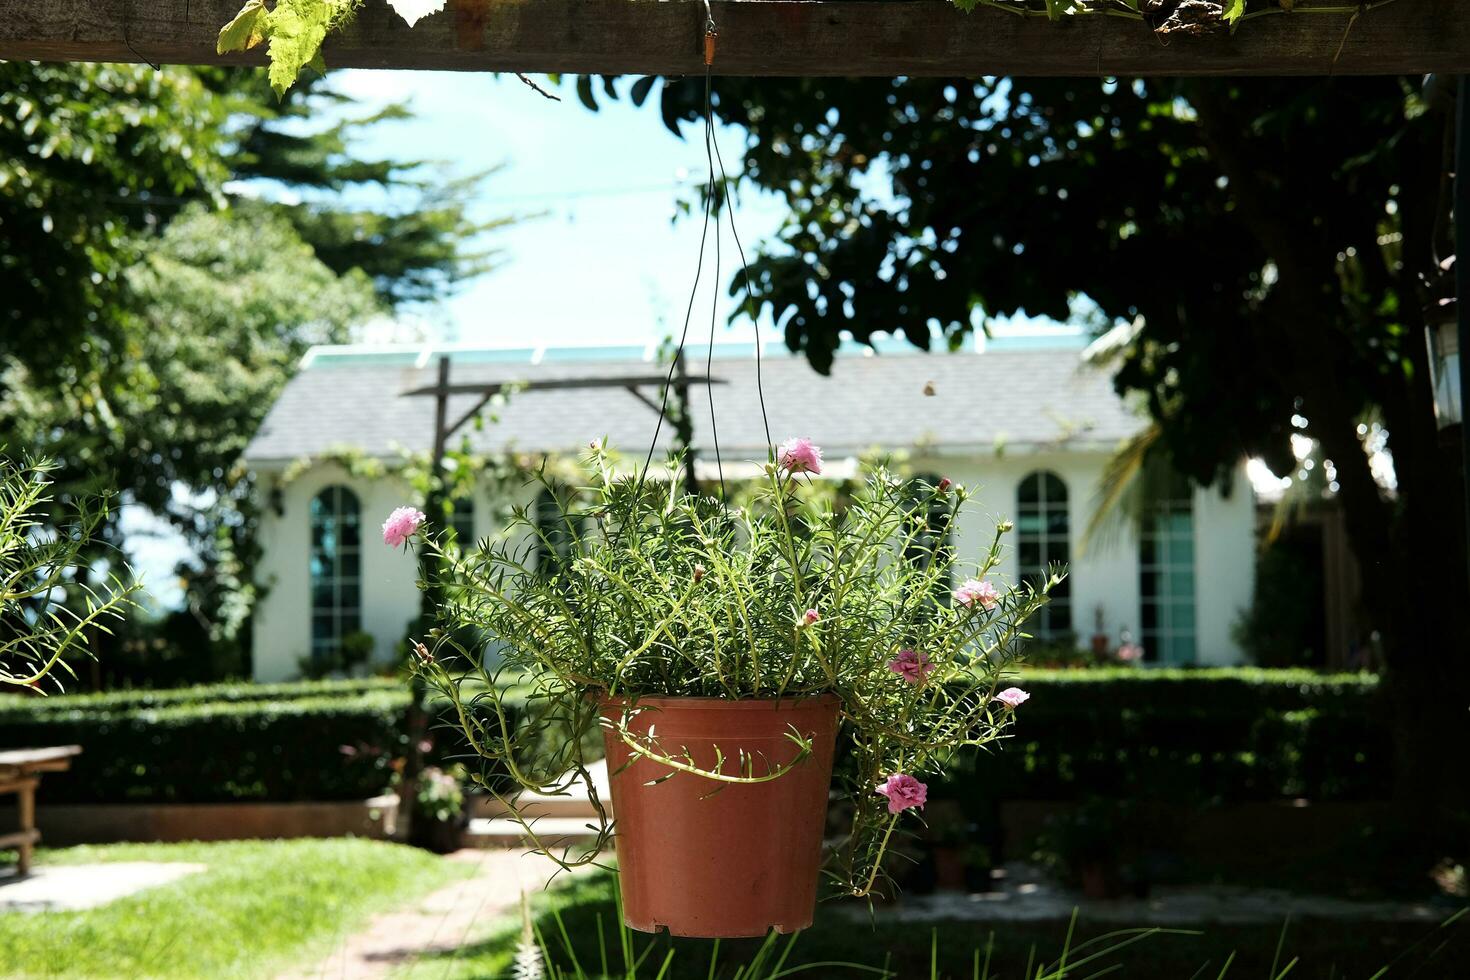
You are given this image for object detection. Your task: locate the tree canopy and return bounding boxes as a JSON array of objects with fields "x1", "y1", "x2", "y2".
[
  {"x1": 0, "y1": 61, "x2": 511, "y2": 676},
  {"x1": 585, "y1": 73, "x2": 1467, "y2": 808}
]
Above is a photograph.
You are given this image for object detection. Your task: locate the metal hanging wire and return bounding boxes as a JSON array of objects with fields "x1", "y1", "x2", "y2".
[{"x1": 629, "y1": 12, "x2": 771, "y2": 511}]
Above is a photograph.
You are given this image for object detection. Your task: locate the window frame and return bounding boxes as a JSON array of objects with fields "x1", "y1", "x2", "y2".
[
  {"x1": 1139, "y1": 494, "x2": 1198, "y2": 666},
  {"x1": 1016, "y1": 470, "x2": 1072, "y2": 643},
  {"x1": 308, "y1": 484, "x2": 363, "y2": 662}
]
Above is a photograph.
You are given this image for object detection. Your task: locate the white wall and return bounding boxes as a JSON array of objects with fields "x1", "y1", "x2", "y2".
[
  {"x1": 915, "y1": 451, "x2": 1254, "y2": 665},
  {"x1": 1193, "y1": 472, "x2": 1256, "y2": 666},
  {"x1": 252, "y1": 454, "x2": 1256, "y2": 679},
  {"x1": 251, "y1": 463, "x2": 523, "y2": 682}
]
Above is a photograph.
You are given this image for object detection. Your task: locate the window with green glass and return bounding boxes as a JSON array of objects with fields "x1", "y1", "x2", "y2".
[
  {"x1": 905, "y1": 474, "x2": 956, "y2": 606},
  {"x1": 309, "y1": 485, "x2": 361, "y2": 662},
  {"x1": 534, "y1": 486, "x2": 581, "y2": 578},
  {"x1": 448, "y1": 496, "x2": 475, "y2": 549},
  {"x1": 1016, "y1": 471, "x2": 1072, "y2": 642},
  {"x1": 1139, "y1": 495, "x2": 1197, "y2": 665}
]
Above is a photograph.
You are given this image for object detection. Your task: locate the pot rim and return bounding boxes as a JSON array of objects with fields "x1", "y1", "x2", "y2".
[{"x1": 597, "y1": 692, "x2": 841, "y2": 710}]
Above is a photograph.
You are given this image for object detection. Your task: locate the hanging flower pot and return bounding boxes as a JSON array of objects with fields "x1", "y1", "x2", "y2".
[
  {"x1": 600, "y1": 695, "x2": 840, "y2": 937},
  {"x1": 397, "y1": 439, "x2": 1059, "y2": 938}
]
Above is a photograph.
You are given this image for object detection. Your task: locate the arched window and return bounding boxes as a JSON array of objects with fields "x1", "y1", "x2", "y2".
[
  {"x1": 448, "y1": 496, "x2": 475, "y2": 550},
  {"x1": 1139, "y1": 489, "x2": 1197, "y2": 665},
  {"x1": 1017, "y1": 471, "x2": 1072, "y2": 642},
  {"x1": 906, "y1": 473, "x2": 955, "y2": 603},
  {"x1": 309, "y1": 485, "x2": 361, "y2": 662},
  {"x1": 534, "y1": 486, "x2": 581, "y2": 578}
]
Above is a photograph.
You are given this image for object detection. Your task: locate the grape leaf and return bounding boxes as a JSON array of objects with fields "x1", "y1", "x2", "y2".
[
  {"x1": 265, "y1": 2, "x2": 333, "y2": 98},
  {"x1": 217, "y1": 0, "x2": 267, "y2": 54}
]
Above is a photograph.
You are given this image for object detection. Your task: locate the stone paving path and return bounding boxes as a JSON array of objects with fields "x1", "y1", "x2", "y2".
[
  {"x1": 282, "y1": 855, "x2": 1454, "y2": 979},
  {"x1": 844, "y1": 863, "x2": 1458, "y2": 927},
  {"x1": 0, "y1": 863, "x2": 206, "y2": 913},
  {"x1": 280, "y1": 849, "x2": 584, "y2": 980}
]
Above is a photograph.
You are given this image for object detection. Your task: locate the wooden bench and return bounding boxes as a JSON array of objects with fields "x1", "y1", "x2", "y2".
[{"x1": 0, "y1": 746, "x2": 81, "y2": 876}]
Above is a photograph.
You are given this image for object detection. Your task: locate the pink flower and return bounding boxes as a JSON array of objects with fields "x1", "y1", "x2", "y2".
[
  {"x1": 776, "y1": 437, "x2": 823, "y2": 476},
  {"x1": 953, "y1": 578, "x2": 999, "y2": 610},
  {"x1": 875, "y1": 773, "x2": 928, "y2": 815},
  {"x1": 888, "y1": 648, "x2": 935, "y2": 684},
  {"x1": 993, "y1": 687, "x2": 1030, "y2": 709},
  {"x1": 937, "y1": 477, "x2": 952, "y2": 492},
  {"x1": 801, "y1": 608, "x2": 821, "y2": 627},
  {"x1": 382, "y1": 506, "x2": 426, "y2": 548},
  {"x1": 1116, "y1": 643, "x2": 1144, "y2": 663}
]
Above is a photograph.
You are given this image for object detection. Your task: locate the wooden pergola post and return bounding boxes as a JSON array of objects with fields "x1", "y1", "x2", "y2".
[{"x1": 1456, "y1": 77, "x2": 1470, "y2": 581}]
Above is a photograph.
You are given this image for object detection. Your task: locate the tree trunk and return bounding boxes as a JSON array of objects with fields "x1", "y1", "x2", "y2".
[{"x1": 1191, "y1": 82, "x2": 1470, "y2": 828}]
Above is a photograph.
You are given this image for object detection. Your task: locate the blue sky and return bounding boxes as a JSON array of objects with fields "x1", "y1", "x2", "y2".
[
  {"x1": 328, "y1": 70, "x2": 790, "y2": 350},
  {"x1": 130, "y1": 70, "x2": 1086, "y2": 607}
]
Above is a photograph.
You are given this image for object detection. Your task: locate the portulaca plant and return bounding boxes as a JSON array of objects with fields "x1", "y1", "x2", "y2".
[{"x1": 395, "y1": 439, "x2": 1061, "y2": 896}]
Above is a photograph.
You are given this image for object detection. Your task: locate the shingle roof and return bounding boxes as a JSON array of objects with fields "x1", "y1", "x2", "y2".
[{"x1": 243, "y1": 346, "x2": 1144, "y2": 466}]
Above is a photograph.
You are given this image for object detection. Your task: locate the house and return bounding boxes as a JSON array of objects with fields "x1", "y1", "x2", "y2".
[{"x1": 241, "y1": 340, "x2": 1256, "y2": 681}]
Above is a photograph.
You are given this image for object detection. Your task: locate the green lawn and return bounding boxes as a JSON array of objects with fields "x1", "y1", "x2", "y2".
[
  {"x1": 401, "y1": 872, "x2": 1470, "y2": 980},
  {"x1": 0, "y1": 839, "x2": 467, "y2": 979}
]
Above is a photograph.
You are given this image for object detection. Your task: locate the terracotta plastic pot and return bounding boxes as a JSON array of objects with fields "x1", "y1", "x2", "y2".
[{"x1": 599, "y1": 694, "x2": 840, "y2": 938}]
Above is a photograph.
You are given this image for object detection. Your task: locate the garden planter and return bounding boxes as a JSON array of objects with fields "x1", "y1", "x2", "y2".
[
  {"x1": 600, "y1": 694, "x2": 840, "y2": 938},
  {"x1": 932, "y1": 846, "x2": 967, "y2": 892},
  {"x1": 1079, "y1": 861, "x2": 1122, "y2": 900},
  {"x1": 411, "y1": 814, "x2": 466, "y2": 854}
]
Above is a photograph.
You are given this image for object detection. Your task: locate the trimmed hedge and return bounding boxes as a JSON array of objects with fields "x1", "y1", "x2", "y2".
[
  {"x1": 0, "y1": 669, "x2": 1389, "y2": 807},
  {"x1": 0, "y1": 677, "x2": 406, "y2": 717},
  {"x1": 0, "y1": 682, "x2": 415, "y2": 804},
  {"x1": 946, "y1": 668, "x2": 1389, "y2": 805}
]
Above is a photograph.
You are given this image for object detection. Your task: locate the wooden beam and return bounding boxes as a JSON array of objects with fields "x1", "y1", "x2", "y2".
[
  {"x1": 400, "y1": 375, "x2": 726, "y2": 398},
  {"x1": 0, "y1": 1, "x2": 1466, "y2": 78}
]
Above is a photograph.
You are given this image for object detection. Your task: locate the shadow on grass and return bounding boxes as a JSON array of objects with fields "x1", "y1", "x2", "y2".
[{"x1": 405, "y1": 871, "x2": 1469, "y2": 979}]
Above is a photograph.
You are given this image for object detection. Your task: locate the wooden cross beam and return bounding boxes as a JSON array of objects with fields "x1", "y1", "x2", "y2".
[
  {"x1": 1, "y1": 0, "x2": 1467, "y2": 78},
  {"x1": 402, "y1": 370, "x2": 727, "y2": 448}
]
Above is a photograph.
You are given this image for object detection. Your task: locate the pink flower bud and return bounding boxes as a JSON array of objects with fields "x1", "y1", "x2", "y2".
[
  {"x1": 876, "y1": 773, "x2": 928, "y2": 814},
  {"x1": 953, "y1": 578, "x2": 1000, "y2": 610},
  {"x1": 382, "y1": 506, "x2": 426, "y2": 548},
  {"x1": 888, "y1": 648, "x2": 935, "y2": 684},
  {"x1": 993, "y1": 687, "x2": 1030, "y2": 709},
  {"x1": 776, "y1": 437, "x2": 824, "y2": 476}
]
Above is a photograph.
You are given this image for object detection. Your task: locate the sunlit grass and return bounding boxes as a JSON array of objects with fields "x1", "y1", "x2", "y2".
[{"x1": 0, "y1": 839, "x2": 467, "y2": 979}]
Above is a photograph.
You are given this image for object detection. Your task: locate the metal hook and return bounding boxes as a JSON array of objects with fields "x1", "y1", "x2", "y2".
[
  {"x1": 122, "y1": 0, "x2": 162, "y2": 71},
  {"x1": 702, "y1": 0, "x2": 718, "y2": 67}
]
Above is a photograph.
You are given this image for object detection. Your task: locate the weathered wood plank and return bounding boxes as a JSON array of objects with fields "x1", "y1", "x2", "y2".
[
  {"x1": 0, "y1": 746, "x2": 80, "y2": 769},
  {"x1": 0, "y1": 1, "x2": 1465, "y2": 77}
]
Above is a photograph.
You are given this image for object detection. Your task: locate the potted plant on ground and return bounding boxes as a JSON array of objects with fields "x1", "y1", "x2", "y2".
[
  {"x1": 410, "y1": 764, "x2": 467, "y2": 854},
  {"x1": 1032, "y1": 797, "x2": 1140, "y2": 900},
  {"x1": 393, "y1": 440, "x2": 1060, "y2": 937}
]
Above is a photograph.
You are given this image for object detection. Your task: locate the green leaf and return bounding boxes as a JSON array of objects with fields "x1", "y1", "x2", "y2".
[
  {"x1": 575, "y1": 76, "x2": 598, "y2": 112},
  {"x1": 217, "y1": 0, "x2": 267, "y2": 54},
  {"x1": 1223, "y1": 0, "x2": 1247, "y2": 25},
  {"x1": 629, "y1": 76, "x2": 657, "y2": 108},
  {"x1": 1044, "y1": 0, "x2": 1065, "y2": 21},
  {"x1": 264, "y1": 1, "x2": 334, "y2": 99}
]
